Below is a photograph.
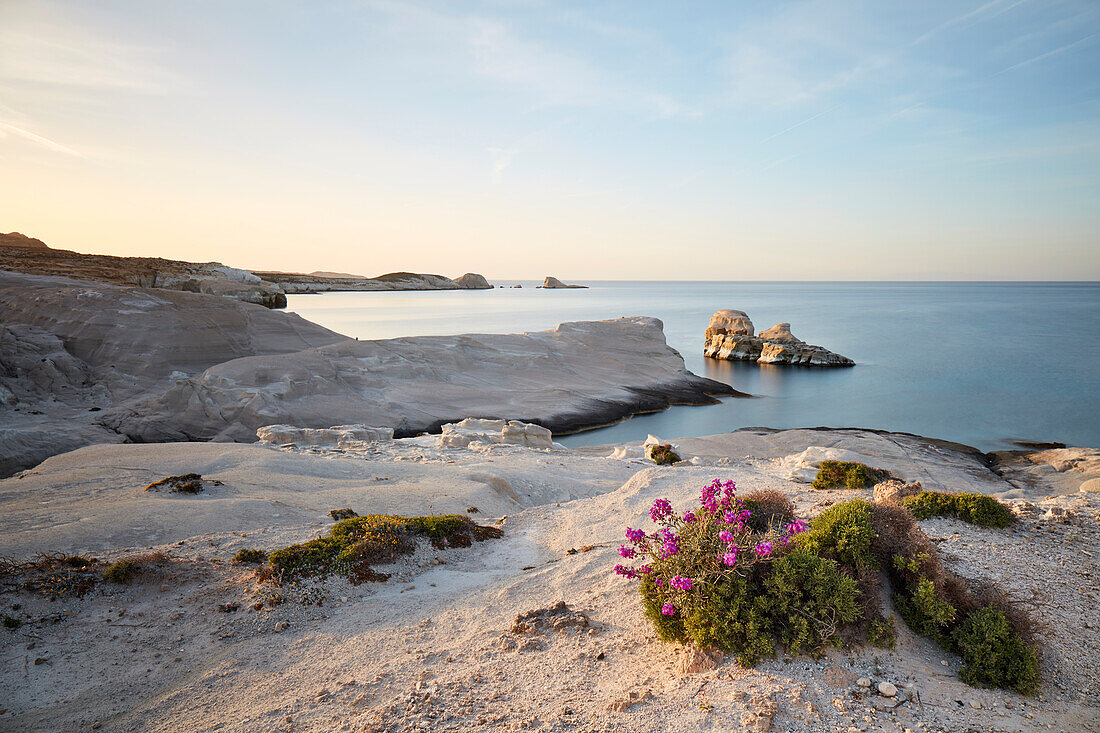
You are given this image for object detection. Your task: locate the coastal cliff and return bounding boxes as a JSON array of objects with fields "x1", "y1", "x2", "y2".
[
  {"x1": 703, "y1": 309, "x2": 854, "y2": 366},
  {"x1": 255, "y1": 270, "x2": 493, "y2": 293},
  {"x1": 0, "y1": 234, "x2": 288, "y2": 308}
]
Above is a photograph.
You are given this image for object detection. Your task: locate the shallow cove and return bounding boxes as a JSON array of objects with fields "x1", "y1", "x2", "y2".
[{"x1": 286, "y1": 281, "x2": 1100, "y2": 452}]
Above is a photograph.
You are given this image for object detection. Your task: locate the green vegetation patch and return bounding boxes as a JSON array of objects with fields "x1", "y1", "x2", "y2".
[
  {"x1": 799, "y1": 499, "x2": 877, "y2": 572},
  {"x1": 232, "y1": 548, "x2": 268, "y2": 565},
  {"x1": 103, "y1": 560, "x2": 137, "y2": 584},
  {"x1": 902, "y1": 491, "x2": 1013, "y2": 528},
  {"x1": 812, "y1": 461, "x2": 892, "y2": 490},
  {"x1": 649, "y1": 444, "x2": 681, "y2": 465},
  {"x1": 267, "y1": 514, "x2": 503, "y2": 583},
  {"x1": 952, "y1": 606, "x2": 1039, "y2": 694}
]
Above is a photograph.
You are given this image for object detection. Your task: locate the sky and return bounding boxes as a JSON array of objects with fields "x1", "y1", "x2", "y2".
[{"x1": 1, "y1": 0, "x2": 1098, "y2": 280}]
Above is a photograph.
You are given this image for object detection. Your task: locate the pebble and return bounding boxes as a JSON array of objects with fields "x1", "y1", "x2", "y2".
[
  {"x1": 857, "y1": 677, "x2": 872, "y2": 688},
  {"x1": 969, "y1": 699, "x2": 981, "y2": 709},
  {"x1": 274, "y1": 621, "x2": 289, "y2": 632},
  {"x1": 878, "y1": 682, "x2": 897, "y2": 698}
]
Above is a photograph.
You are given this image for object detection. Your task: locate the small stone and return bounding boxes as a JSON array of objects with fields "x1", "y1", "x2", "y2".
[
  {"x1": 857, "y1": 677, "x2": 872, "y2": 688},
  {"x1": 969, "y1": 699, "x2": 981, "y2": 709},
  {"x1": 878, "y1": 682, "x2": 897, "y2": 697},
  {"x1": 274, "y1": 621, "x2": 289, "y2": 632}
]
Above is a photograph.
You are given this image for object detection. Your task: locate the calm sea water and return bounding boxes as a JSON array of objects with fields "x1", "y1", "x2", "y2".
[{"x1": 286, "y1": 282, "x2": 1100, "y2": 451}]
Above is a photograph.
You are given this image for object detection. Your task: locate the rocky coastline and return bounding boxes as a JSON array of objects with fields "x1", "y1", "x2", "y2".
[
  {"x1": 0, "y1": 270, "x2": 737, "y2": 475},
  {"x1": 0, "y1": 233, "x2": 494, "y2": 309}
]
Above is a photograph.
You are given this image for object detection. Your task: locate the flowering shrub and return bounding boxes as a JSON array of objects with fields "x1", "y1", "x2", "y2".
[
  {"x1": 616, "y1": 480, "x2": 861, "y2": 665},
  {"x1": 616, "y1": 488, "x2": 1040, "y2": 693}
]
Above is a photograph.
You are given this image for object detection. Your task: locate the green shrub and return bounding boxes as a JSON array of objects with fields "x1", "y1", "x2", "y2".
[
  {"x1": 800, "y1": 499, "x2": 877, "y2": 571},
  {"x1": 952, "y1": 606, "x2": 1039, "y2": 695},
  {"x1": 812, "y1": 461, "x2": 891, "y2": 491},
  {"x1": 903, "y1": 491, "x2": 1013, "y2": 528},
  {"x1": 759, "y1": 548, "x2": 862, "y2": 658},
  {"x1": 268, "y1": 513, "x2": 502, "y2": 582},
  {"x1": 895, "y1": 577, "x2": 956, "y2": 642},
  {"x1": 648, "y1": 444, "x2": 681, "y2": 465},
  {"x1": 103, "y1": 560, "x2": 136, "y2": 584},
  {"x1": 868, "y1": 616, "x2": 896, "y2": 649},
  {"x1": 232, "y1": 548, "x2": 267, "y2": 564}
]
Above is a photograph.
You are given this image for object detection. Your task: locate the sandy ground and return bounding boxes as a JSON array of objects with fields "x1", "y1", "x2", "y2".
[{"x1": 1, "y1": 429, "x2": 1098, "y2": 732}]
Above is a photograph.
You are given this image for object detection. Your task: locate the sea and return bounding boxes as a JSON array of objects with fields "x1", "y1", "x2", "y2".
[{"x1": 285, "y1": 281, "x2": 1099, "y2": 452}]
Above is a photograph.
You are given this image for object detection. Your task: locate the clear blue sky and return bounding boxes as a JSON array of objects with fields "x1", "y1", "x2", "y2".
[{"x1": 1, "y1": 0, "x2": 1098, "y2": 279}]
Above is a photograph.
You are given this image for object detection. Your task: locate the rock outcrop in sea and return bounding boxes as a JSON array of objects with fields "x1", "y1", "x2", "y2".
[
  {"x1": 455, "y1": 273, "x2": 491, "y2": 289},
  {"x1": 540, "y1": 276, "x2": 587, "y2": 289},
  {"x1": 703, "y1": 309, "x2": 854, "y2": 366}
]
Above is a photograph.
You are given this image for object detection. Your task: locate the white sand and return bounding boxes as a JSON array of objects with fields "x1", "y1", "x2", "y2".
[{"x1": 1, "y1": 429, "x2": 1098, "y2": 732}]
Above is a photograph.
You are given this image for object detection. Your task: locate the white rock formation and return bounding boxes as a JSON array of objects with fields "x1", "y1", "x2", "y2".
[
  {"x1": 780, "y1": 446, "x2": 886, "y2": 483},
  {"x1": 703, "y1": 310, "x2": 854, "y2": 366},
  {"x1": 256, "y1": 424, "x2": 395, "y2": 447},
  {"x1": 104, "y1": 316, "x2": 735, "y2": 444},
  {"x1": 438, "y1": 418, "x2": 554, "y2": 449},
  {"x1": 704, "y1": 309, "x2": 754, "y2": 338},
  {"x1": 0, "y1": 271, "x2": 346, "y2": 474}
]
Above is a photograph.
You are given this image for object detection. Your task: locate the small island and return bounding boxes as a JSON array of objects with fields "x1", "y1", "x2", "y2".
[
  {"x1": 703, "y1": 309, "x2": 854, "y2": 366},
  {"x1": 539, "y1": 276, "x2": 587, "y2": 289}
]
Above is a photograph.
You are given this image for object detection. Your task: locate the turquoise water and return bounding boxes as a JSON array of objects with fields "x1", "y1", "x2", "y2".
[{"x1": 286, "y1": 282, "x2": 1099, "y2": 451}]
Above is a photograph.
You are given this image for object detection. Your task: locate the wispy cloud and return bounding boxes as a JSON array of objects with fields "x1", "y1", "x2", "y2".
[
  {"x1": 365, "y1": 0, "x2": 695, "y2": 118},
  {"x1": 995, "y1": 31, "x2": 1100, "y2": 74},
  {"x1": 760, "y1": 107, "x2": 834, "y2": 143},
  {"x1": 487, "y1": 146, "x2": 518, "y2": 183},
  {"x1": 0, "y1": 120, "x2": 83, "y2": 157}
]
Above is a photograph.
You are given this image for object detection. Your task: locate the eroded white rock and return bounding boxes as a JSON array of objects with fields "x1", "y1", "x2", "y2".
[
  {"x1": 439, "y1": 418, "x2": 553, "y2": 449},
  {"x1": 256, "y1": 424, "x2": 394, "y2": 447}
]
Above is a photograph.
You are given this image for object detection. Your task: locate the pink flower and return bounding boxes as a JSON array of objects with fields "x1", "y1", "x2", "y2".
[
  {"x1": 655, "y1": 577, "x2": 665, "y2": 588},
  {"x1": 650, "y1": 498, "x2": 674, "y2": 522},
  {"x1": 639, "y1": 564, "x2": 652, "y2": 575},
  {"x1": 718, "y1": 530, "x2": 735, "y2": 543},
  {"x1": 670, "y1": 575, "x2": 693, "y2": 591},
  {"x1": 613, "y1": 564, "x2": 638, "y2": 578},
  {"x1": 722, "y1": 550, "x2": 738, "y2": 566},
  {"x1": 785, "y1": 519, "x2": 808, "y2": 535},
  {"x1": 619, "y1": 545, "x2": 636, "y2": 559},
  {"x1": 625, "y1": 527, "x2": 646, "y2": 543},
  {"x1": 661, "y1": 603, "x2": 676, "y2": 616},
  {"x1": 682, "y1": 511, "x2": 697, "y2": 524},
  {"x1": 754, "y1": 541, "x2": 774, "y2": 558}
]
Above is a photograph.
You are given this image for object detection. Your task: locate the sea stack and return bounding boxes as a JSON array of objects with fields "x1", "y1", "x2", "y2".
[{"x1": 703, "y1": 310, "x2": 854, "y2": 366}]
